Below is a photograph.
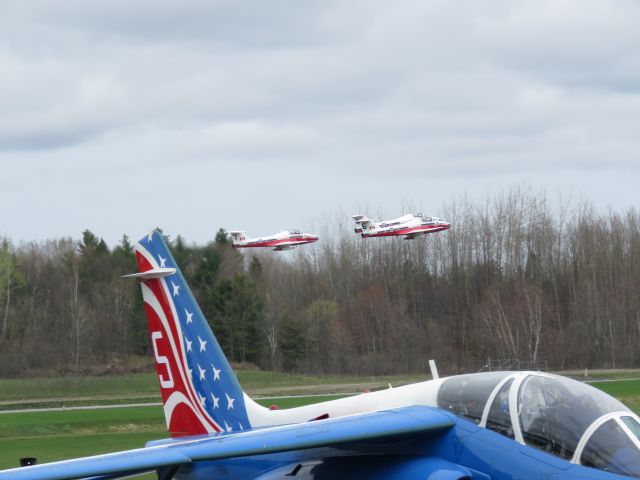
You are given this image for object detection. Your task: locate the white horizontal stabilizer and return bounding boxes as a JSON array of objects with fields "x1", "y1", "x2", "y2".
[
  {"x1": 122, "y1": 268, "x2": 176, "y2": 279},
  {"x1": 352, "y1": 214, "x2": 371, "y2": 224}
]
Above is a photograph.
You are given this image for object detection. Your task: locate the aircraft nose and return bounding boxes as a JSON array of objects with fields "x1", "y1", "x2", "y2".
[{"x1": 309, "y1": 235, "x2": 319, "y2": 242}]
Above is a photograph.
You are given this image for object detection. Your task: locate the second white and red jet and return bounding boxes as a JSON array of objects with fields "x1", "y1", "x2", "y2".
[
  {"x1": 230, "y1": 230, "x2": 319, "y2": 251},
  {"x1": 352, "y1": 213, "x2": 451, "y2": 239}
]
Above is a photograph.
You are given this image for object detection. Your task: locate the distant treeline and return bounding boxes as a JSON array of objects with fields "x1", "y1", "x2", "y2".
[{"x1": 0, "y1": 190, "x2": 639, "y2": 377}]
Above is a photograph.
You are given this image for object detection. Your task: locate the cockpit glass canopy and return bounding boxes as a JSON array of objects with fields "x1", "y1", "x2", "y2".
[
  {"x1": 437, "y1": 371, "x2": 640, "y2": 474},
  {"x1": 518, "y1": 374, "x2": 630, "y2": 460},
  {"x1": 581, "y1": 419, "x2": 640, "y2": 477},
  {"x1": 486, "y1": 378, "x2": 514, "y2": 439},
  {"x1": 622, "y1": 416, "x2": 640, "y2": 441},
  {"x1": 289, "y1": 230, "x2": 301, "y2": 235},
  {"x1": 437, "y1": 372, "x2": 510, "y2": 424}
]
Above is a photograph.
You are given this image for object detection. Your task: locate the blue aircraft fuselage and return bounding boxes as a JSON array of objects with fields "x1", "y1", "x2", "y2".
[{"x1": 165, "y1": 411, "x2": 634, "y2": 480}]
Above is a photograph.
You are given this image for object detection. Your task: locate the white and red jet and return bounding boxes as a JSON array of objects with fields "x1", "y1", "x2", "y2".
[
  {"x1": 230, "y1": 230, "x2": 319, "y2": 251},
  {"x1": 352, "y1": 213, "x2": 451, "y2": 239}
]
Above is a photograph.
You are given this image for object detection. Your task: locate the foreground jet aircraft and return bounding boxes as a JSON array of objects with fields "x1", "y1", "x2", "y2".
[
  {"x1": 230, "y1": 230, "x2": 318, "y2": 251},
  {"x1": 353, "y1": 213, "x2": 451, "y2": 239},
  {"x1": 3, "y1": 230, "x2": 640, "y2": 480}
]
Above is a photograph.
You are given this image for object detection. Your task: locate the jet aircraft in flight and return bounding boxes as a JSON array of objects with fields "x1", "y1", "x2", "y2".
[
  {"x1": 229, "y1": 230, "x2": 318, "y2": 251},
  {"x1": 2, "y1": 230, "x2": 640, "y2": 480},
  {"x1": 352, "y1": 212, "x2": 451, "y2": 239}
]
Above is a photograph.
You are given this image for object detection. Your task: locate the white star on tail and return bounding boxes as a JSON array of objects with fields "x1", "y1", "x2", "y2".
[
  {"x1": 185, "y1": 337, "x2": 192, "y2": 352},
  {"x1": 171, "y1": 281, "x2": 180, "y2": 297},
  {"x1": 212, "y1": 365, "x2": 221, "y2": 381},
  {"x1": 198, "y1": 364, "x2": 206, "y2": 381},
  {"x1": 226, "y1": 393, "x2": 235, "y2": 410},
  {"x1": 158, "y1": 254, "x2": 167, "y2": 268},
  {"x1": 198, "y1": 393, "x2": 206, "y2": 408},
  {"x1": 211, "y1": 394, "x2": 219, "y2": 409},
  {"x1": 185, "y1": 309, "x2": 193, "y2": 324},
  {"x1": 238, "y1": 423, "x2": 244, "y2": 430},
  {"x1": 147, "y1": 231, "x2": 154, "y2": 242},
  {"x1": 188, "y1": 368, "x2": 193, "y2": 379},
  {"x1": 224, "y1": 421, "x2": 232, "y2": 432},
  {"x1": 198, "y1": 336, "x2": 207, "y2": 352}
]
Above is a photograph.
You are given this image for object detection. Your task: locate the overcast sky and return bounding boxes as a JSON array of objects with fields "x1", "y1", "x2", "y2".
[{"x1": 1, "y1": 0, "x2": 638, "y2": 245}]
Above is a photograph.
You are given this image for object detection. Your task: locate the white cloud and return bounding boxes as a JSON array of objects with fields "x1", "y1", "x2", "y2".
[{"x1": 0, "y1": 0, "x2": 638, "y2": 244}]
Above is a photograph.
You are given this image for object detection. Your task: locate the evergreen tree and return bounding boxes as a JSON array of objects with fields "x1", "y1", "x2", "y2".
[
  {"x1": 210, "y1": 273, "x2": 265, "y2": 364},
  {"x1": 279, "y1": 315, "x2": 306, "y2": 371},
  {"x1": 249, "y1": 256, "x2": 264, "y2": 281},
  {"x1": 113, "y1": 234, "x2": 146, "y2": 355},
  {"x1": 171, "y1": 235, "x2": 190, "y2": 270},
  {"x1": 304, "y1": 300, "x2": 338, "y2": 373},
  {"x1": 215, "y1": 228, "x2": 229, "y2": 245}
]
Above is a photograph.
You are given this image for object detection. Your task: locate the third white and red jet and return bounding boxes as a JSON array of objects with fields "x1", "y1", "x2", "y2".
[
  {"x1": 352, "y1": 213, "x2": 451, "y2": 240},
  {"x1": 229, "y1": 230, "x2": 319, "y2": 251}
]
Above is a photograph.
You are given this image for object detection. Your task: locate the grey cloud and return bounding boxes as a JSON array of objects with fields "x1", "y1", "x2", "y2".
[
  {"x1": 3, "y1": 1, "x2": 345, "y2": 50},
  {"x1": 0, "y1": 0, "x2": 638, "y2": 243}
]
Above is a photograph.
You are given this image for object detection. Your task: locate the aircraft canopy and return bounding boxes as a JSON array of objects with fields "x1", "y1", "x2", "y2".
[{"x1": 437, "y1": 371, "x2": 640, "y2": 476}]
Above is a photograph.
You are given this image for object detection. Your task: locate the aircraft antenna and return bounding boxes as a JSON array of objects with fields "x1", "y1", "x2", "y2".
[{"x1": 428, "y1": 359, "x2": 439, "y2": 380}]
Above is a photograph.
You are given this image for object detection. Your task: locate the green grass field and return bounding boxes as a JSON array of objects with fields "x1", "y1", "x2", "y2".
[
  {"x1": 590, "y1": 379, "x2": 640, "y2": 412},
  {"x1": 0, "y1": 371, "x2": 423, "y2": 409},
  {"x1": 0, "y1": 395, "x2": 347, "y2": 469},
  {"x1": 560, "y1": 369, "x2": 640, "y2": 381},
  {"x1": 0, "y1": 372, "x2": 639, "y2": 472}
]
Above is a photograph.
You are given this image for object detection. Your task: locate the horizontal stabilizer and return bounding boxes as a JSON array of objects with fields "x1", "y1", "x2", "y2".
[
  {"x1": 352, "y1": 214, "x2": 372, "y2": 224},
  {"x1": 121, "y1": 268, "x2": 176, "y2": 279}
]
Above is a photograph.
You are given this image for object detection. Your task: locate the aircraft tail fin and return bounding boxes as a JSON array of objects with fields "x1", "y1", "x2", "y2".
[
  {"x1": 352, "y1": 214, "x2": 372, "y2": 234},
  {"x1": 229, "y1": 231, "x2": 246, "y2": 247},
  {"x1": 130, "y1": 230, "x2": 252, "y2": 436}
]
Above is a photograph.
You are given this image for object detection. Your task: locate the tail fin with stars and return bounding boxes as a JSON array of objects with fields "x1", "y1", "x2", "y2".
[{"x1": 129, "y1": 230, "x2": 252, "y2": 437}]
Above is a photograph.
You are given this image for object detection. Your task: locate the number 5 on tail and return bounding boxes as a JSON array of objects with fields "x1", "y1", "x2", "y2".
[{"x1": 151, "y1": 331, "x2": 174, "y2": 389}]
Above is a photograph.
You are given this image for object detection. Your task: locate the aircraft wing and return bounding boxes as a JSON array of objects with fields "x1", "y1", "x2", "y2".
[
  {"x1": 0, "y1": 406, "x2": 454, "y2": 480},
  {"x1": 273, "y1": 243, "x2": 296, "y2": 251}
]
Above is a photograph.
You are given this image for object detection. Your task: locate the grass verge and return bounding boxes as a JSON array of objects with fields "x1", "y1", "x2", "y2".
[{"x1": 0, "y1": 395, "x2": 347, "y2": 470}]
